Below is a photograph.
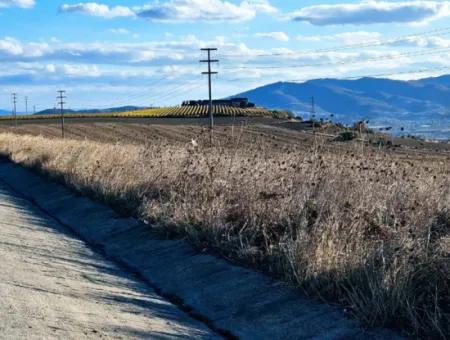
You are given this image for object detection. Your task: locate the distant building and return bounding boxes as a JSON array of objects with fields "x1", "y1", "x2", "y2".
[{"x1": 182, "y1": 98, "x2": 256, "y2": 108}]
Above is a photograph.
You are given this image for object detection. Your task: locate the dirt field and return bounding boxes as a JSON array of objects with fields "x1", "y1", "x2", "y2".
[{"x1": 1, "y1": 117, "x2": 449, "y2": 158}]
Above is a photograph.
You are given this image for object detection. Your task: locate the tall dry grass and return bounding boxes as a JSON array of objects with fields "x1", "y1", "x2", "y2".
[{"x1": 0, "y1": 131, "x2": 449, "y2": 338}]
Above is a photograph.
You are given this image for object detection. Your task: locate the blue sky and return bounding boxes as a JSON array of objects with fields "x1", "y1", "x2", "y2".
[{"x1": 1, "y1": 0, "x2": 450, "y2": 111}]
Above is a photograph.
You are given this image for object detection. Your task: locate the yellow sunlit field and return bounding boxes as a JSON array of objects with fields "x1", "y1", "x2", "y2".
[{"x1": 0, "y1": 106, "x2": 272, "y2": 121}]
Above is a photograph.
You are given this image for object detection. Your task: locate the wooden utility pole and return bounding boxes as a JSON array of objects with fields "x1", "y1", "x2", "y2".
[
  {"x1": 200, "y1": 48, "x2": 218, "y2": 145},
  {"x1": 311, "y1": 96, "x2": 316, "y2": 133},
  {"x1": 25, "y1": 96, "x2": 28, "y2": 114},
  {"x1": 57, "y1": 90, "x2": 66, "y2": 139},
  {"x1": 11, "y1": 93, "x2": 17, "y2": 127}
]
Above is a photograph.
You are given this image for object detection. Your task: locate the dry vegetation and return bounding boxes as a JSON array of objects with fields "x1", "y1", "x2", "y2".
[{"x1": 0, "y1": 128, "x2": 449, "y2": 338}]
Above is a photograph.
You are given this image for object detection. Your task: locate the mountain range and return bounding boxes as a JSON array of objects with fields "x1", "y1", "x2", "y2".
[
  {"x1": 235, "y1": 75, "x2": 450, "y2": 139},
  {"x1": 0, "y1": 106, "x2": 147, "y2": 116},
  {"x1": 35, "y1": 106, "x2": 146, "y2": 115}
]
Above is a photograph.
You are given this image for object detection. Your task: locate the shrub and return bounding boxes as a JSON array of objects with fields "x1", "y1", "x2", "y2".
[{"x1": 338, "y1": 131, "x2": 357, "y2": 141}]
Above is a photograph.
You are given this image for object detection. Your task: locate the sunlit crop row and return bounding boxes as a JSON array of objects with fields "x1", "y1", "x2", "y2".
[{"x1": 0, "y1": 106, "x2": 270, "y2": 121}]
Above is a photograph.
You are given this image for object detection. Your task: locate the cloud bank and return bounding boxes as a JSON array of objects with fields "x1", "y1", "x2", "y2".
[
  {"x1": 0, "y1": 0, "x2": 35, "y2": 8},
  {"x1": 60, "y1": 3, "x2": 134, "y2": 18},
  {"x1": 60, "y1": 0, "x2": 277, "y2": 22},
  {"x1": 255, "y1": 31, "x2": 289, "y2": 41},
  {"x1": 289, "y1": 1, "x2": 450, "y2": 25}
]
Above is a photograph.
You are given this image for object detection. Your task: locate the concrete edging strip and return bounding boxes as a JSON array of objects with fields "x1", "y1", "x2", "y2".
[{"x1": 0, "y1": 160, "x2": 401, "y2": 340}]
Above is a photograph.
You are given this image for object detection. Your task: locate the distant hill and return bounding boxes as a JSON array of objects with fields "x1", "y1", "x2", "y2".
[
  {"x1": 36, "y1": 106, "x2": 147, "y2": 115},
  {"x1": 234, "y1": 75, "x2": 450, "y2": 139},
  {"x1": 0, "y1": 109, "x2": 10, "y2": 116},
  {"x1": 37, "y1": 109, "x2": 76, "y2": 115}
]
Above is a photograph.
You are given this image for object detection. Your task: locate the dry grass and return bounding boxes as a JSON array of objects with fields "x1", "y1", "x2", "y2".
[{"x1": 0, "y1": 131, "x2": 449, "y2": 338}]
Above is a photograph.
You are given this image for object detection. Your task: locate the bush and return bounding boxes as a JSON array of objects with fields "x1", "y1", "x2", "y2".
[
  {"x1": 338, "y1": 131, "x2": 357, "y2": 141},
  {"x1": 271, "y1": 110, "x2": 295, "y2": 119}
]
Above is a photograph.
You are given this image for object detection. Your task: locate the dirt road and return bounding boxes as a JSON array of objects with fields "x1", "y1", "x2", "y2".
[{"x1": 0, "y1": 180, "x2": 217, "y2": 339}]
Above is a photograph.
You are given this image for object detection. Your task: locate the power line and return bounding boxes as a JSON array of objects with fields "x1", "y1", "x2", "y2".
[
  {"x1": 79, "y1": 76, "x2": 200, "y2": 109},
  {"x1": 219, "y1": 65, "x2": 450, "y2": 89},
  {"x1": 200, "y1": 48, "x2": 218, "y2": 143},
  {"x1": 52, "y1": 74, "x2": 181, "y2": 110},
  {"x1": 221, "y1": 26, "x2": 450, "y2": 59},
  {"x1": 158, "y1": 81, "x2": 204, "y2": 105},
  {"x1": 127, "y1": 78, "x2": 201, "y2": 106},
  {"x1": 57, "y1": 90, "x2": 66, "y2": 139},
  {"x1": 222, "y1": 46, "x2": 450, "y2": 70},
  {"x1": 102, "y1": 76, "x2": 172, "y2": 106}
]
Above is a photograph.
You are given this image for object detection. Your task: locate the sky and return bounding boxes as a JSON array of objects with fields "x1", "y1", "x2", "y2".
[{"x1": 2, "y1": 0, "x2": 450, "y2": 112}]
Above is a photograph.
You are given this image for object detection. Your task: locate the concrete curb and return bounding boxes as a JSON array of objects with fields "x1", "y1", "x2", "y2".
[{"x1": 0, "y1": 160, "x2": 402, "y2": 340}]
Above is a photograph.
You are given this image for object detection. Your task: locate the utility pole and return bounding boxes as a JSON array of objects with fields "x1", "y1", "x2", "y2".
[
  {"x1": 57, "y1": 90, "x2": 66, "y2": 139},
  {"x1": 200, "y1": 48, "x2": 218, "y2": 145},
  {"x1": 33, "y1": 105, "x2": 36, "y2": 114},
  {"x1": 311, "y1": 96, "x2": 316, "y2": 133},
  {"x1": 25, "y1": 96, "x2": 28, "y2": 114},
  {"x1": 11, "y1": 93, "x2": 17, "y2": 127}
]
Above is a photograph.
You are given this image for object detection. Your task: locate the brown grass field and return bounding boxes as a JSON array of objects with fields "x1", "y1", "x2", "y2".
[{"x1": 0, "y1": 117, "x2": 449, "y2": 338}]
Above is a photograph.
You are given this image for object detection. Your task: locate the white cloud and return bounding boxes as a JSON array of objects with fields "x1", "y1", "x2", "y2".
[
  {"x1": 255, "y1": 31, "x2": 289, "y2": 42},
  {"x1": 289, "y1": 1, "x2": 450, "y2": 26},
  {"x1": 46, "y1": 64, "x2": 56, "y2": 73},
  {"x1": 297, "y1": 31, "x2": 382, "y2": 44},
  {"x1": 0, "y1": 35, "x2": 247, "y2": 66},
  {"x1": 0, "y1": 37, "x2": 24, "y2": 55},
  {"x1": 0, "y1": 0, "x2": 34, "y2": 8},
  {"x1": 61, "y1": 0, "x2": 277, "y2": 22},
  {"x1": 108, "y1": 28, "x2": 130, "y2": 35},
  {"x1": 0, "y1": 37, "x2": 50, "y2": 58},
  {"x1": 62, "y1": 64, "x2": 101, "y2": 77},
  {"x1": 390, "y1": 35, "x2": 450, "y2": 48},
  {"x1": 59, "y1": 2, "x2": 135, "y2": 18}
]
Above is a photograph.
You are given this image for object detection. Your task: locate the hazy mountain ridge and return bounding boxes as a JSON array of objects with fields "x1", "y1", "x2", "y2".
[
  {"x1": 35, "y1": 106, "x2": 147, "y2": 115},
  {"x1": 235, "y1": 75, "x2": 450, "y2": 139},
  {"x1": 0, "y1": 106, "x2": 147, "y2": 116}
]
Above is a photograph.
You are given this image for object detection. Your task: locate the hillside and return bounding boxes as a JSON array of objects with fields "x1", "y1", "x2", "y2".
[
  {"x1": 0, "y1": 110, "x2": 10, "y2": 116},
  {"x1": 235, "y1": 75, "x2": 450, "y2": 139},
  {"x1": 35, "y1": 106, "x2": 146, "y2": 115}
]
